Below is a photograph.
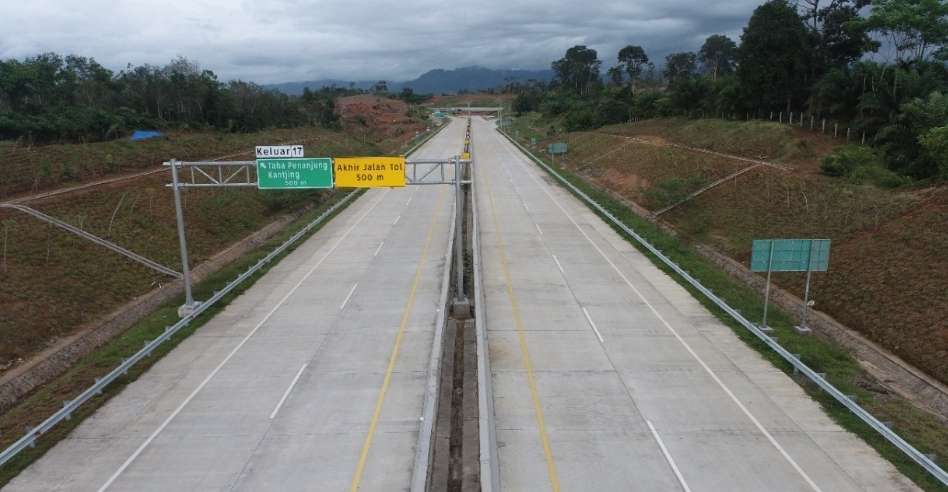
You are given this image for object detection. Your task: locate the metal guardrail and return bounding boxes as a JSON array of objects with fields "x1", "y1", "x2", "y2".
[
  {"x1": 0, "y1": 121, "x2": 447, "y2": 471},
  {"x1": 0, "y1": 203, "x2": 181, "y2": 278},
  {"x1": 496, "y1": 128, "x2": 948, "y2": 487}
]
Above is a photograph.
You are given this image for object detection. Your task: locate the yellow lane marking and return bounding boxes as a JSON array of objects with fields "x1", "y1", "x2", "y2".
[
  {"x1": 484, "y1": 172, "x2": 561, "y2": 492},
  {"x1": 349, "y1": 188, "x2": 447, "y2": 491}
]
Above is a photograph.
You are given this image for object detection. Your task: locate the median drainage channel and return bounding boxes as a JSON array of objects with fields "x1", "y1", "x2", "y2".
[{"x1": 428, "y1": 121, "x2": 480, "y2": 492}]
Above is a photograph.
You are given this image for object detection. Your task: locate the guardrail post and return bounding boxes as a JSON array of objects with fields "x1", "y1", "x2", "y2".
[{"x1": 169, "y1": 159, "x2": 197, "y2": 315}]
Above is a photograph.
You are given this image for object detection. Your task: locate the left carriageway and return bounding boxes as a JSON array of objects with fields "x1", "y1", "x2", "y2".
[{"x1": 4, "y1": 118, "x2": 466, "y2": 492}]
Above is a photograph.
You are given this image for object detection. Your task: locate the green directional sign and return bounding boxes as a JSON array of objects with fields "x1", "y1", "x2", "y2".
[
  {"x1": 548, "y1": 142, "x2": 568, "y2": 155},
  {"x1": 257, "y1": 158, "x2": 333, "y2": 189},
  {"x1": 751, "y1": 239, "x2": 831, "y2": 272}
]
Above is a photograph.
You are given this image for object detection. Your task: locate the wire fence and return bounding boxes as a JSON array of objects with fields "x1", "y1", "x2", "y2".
[{"x1": 629, "y1": 110, "x2": 872, "y2": 146}]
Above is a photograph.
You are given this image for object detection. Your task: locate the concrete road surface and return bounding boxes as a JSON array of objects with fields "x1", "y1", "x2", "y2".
[
  {"x1": 472, "y1": 116, "x2": 918, "y2": 492},
  {"x1": 5, "y1": 119, "x2": 464, "y2": 491}
]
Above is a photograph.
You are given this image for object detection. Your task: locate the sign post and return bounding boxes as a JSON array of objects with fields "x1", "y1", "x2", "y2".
[
  {"x1": 169, "y1": 159, "x2": 196, "y2": 315},
  {"x1": 761, "y1": 240, "x2": 775, "y2": 330},
  {"x1": 750, "y1": 239, "x2": 831, "y2": 334},
  {"x1": 547, "y1": 142, "x2": 567, "y2": 166}
]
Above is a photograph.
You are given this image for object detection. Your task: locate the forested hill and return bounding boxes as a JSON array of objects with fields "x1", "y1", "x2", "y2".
[{"x1": 268, "y1": 66, "x2": 554, "y2": 95}]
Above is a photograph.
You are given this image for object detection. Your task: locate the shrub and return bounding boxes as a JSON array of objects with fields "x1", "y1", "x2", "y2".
[
  {"x1": 821, "y1": 145, "x2": 909, "y2": 188},
  {"x1": 820, "y1": 145, "x2": 883, "y2": 177},
  {"x1": 919, "y1": 125, "x2": 948, "y2": 180},
  {"x1": 848, "y1": 164, "x2": 911, "y2": 188}
]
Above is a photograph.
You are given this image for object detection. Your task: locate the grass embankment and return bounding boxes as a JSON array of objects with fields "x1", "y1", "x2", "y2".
[
  {"x1": 510, "y1": 113, "x2": 948, "y2": 388},
  {"x1": 503, "y1": 122, "x2": 948, "y2": 491},
  {"x1": 0, "y1": 126, "x2": 356, "y2": 199},
  {"x1": 0, "y1": 128, "x2": 375, "y2": 368},
  {"x1": 601, "y1": 117, "x2": 839, "y2": 173},
  {"x1": 0, "y1": 188, "x2": 365, "y2": 486}
]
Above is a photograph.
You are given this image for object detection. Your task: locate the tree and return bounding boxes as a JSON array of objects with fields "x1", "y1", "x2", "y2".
[
  {"x1": 607, "y1": 66, "x2": 624, "y2": 86},
  {"x1": 876, "y1": 90, "x2": 948, "y2": 177},
  {"x1": 664, "y1": 52, "x2": 698, "y2": 83},
  {"x1": 861, "y1": 0, "x2": 948, "y2": 64},
  {"x1": 737, "y1": 0, "x2": 811, "y2": 112},
  {"x1": 551, "y1": 45, "x2": 602, "y2": 96},
  {"x1": 617, "y1": 45, "x2": 649, "y2": 92},
  {"x1": 798, "y1": 0, "x2": 877, "y2": 86},
  {"x1": 698, "y1": 35, "x2": 738, "y2": 81},
  {"x1": 373, "y1": 80, "x2": 388, "y2": 93}
]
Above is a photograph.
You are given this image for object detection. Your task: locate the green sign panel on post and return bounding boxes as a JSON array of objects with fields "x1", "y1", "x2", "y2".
[
  {"x1": 750, "y1": 239, "x2": 831, "y2": 272},
  {"x1": 257, "y1": 158, "x2": 333, "y2": 189},
  {"x1": 750, "y1": 238, "x2": 831, "y2": 332},
  {"x1": 548, "y1": 142, "x2": 568, "y2": 155}
]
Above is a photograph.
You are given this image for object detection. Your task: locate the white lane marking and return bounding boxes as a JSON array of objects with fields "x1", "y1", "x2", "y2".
[
  {"x1": 373, "y1": 241, "x2": 385, "y2": 257},
  {"x1": 496, "y1": 133, "x2": 823, "y2": 492},
  {"x1": 535, "y1": 223, "x2": 543, "y2": 235},
  {"x1": 97, "y1": 190, "x2": 390, "y2": 492},
  {"x1": 270, "y1": 364, "x2": 307, "y2": 419},
  {"x1": 522, "y1": 200, "x2": 530, "y2": 212},
  {"x1": 393, "y1": 215, "x2": 401, "y2": 225},
  {"x1": 340, "y1": 283, "x2": 358, "y2": 310},
  {"x1": 581, "y1": 307, "x2": 605, "y2": 343},
  {"x1": 551, "y1": 254, "x2": 564, "y2": 273},
  {"x1": 647, "y1": 420, "x2": 692, "y2": 492}
]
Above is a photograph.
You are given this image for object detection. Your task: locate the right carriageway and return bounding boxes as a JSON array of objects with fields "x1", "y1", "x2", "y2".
[{"x1": 470, "y1": 115, "x2": 919, "y2": 492}]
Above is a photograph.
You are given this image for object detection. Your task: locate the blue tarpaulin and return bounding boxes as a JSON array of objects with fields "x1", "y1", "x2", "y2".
[{"x1": 130, "y1": 130, "x2": 163, "y2": 141}]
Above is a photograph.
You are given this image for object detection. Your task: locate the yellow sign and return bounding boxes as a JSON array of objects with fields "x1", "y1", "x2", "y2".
[
  {"x1": 462, "y1": 152, "x2": 471, "y2": 160},
  {"x1": 333, "y1": 156, "x2": 406, "y2": 187}
]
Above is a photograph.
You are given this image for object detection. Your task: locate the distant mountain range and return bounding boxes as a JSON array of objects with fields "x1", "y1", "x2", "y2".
[{"x1": 267, "y1": 66, "x2": 554, "y2": 95}]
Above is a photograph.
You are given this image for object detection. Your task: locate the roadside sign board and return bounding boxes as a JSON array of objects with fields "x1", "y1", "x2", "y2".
[
  {"x1": 256, "y1": 145, "x2": 304, "y2": 158},
  {"x1": 333, "y1": 156, "x2": 406, "y2": 188},
  {"x1": 548, "y1": 142, "x2": 568, "y2": 155},
  {"x1": 256, "y1": 158, "x2": 333, "y2": 189},
  {"x1": 462, "y1": 152, "x2": 471, "y2": 160},
  {"x1": 750, "y1": 239, "x2": 831, "y2": 272}
]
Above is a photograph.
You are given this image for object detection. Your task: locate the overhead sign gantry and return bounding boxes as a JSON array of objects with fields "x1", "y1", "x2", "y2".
[{"x1": 165, "y1": 126, "x2": 472, "y2": 315}]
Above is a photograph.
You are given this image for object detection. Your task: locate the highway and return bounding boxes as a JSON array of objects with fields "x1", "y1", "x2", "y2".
[
  {"x1": 3, "y1": 114, "x2": 924, "y2": 492},
  {"x1": 4, "y1": 120, "x2": 463, "y2": 491},
  {"x1": 471, "y1": 116, "x2": 918, "y2": 492}
]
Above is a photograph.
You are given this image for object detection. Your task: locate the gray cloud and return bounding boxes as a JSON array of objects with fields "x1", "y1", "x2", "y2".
[{"x1": 0, "y1": 0, "x2": 760, "y2": 84}]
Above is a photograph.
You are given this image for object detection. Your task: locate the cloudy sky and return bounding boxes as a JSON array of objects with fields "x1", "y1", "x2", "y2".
[{"x1": 0, "y1": 0, "x2": 762, "y2": 84}]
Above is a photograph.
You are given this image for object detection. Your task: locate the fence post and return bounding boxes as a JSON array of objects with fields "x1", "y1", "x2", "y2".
[
  {"x1": 770, "y1": 111, "x2": 774, "y2": 120},
  {"x1": 822, "y1": 119, "x2": 826, "y2": 134},
  {"x1": 779, "y1": 112, "x2": 783, "y2": 123},
  {"x1": 862, "y1": 132, "x2": 866, "y2": 145},
  {"x1": 847, "y1": 127, "x2": 851, "y2": 142},
  {"x1": 834, "y1": 123, "x2": 838, "y2": 137}
]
